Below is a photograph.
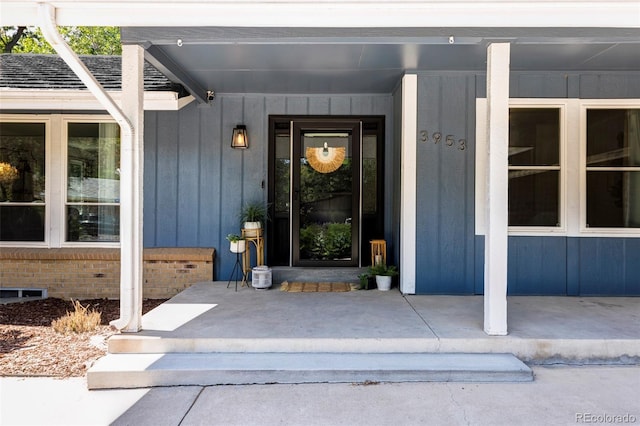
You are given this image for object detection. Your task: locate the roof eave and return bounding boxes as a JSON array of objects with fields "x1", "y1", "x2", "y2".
[
  {"x1": 1, "y1": 1, "x2": 639, "y2": 28},
  {"x1": 0, "y1": 89, "x2": 195, "y2": 111}
]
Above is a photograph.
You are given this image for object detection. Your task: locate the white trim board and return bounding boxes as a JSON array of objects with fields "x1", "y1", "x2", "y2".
[
  {"x1": 2, "y1": 1, "x2": 639, "y2": 28},
  {"x1": 400, "y1": 74, "x2": 417, "y2": 295},
  {"x1": 0, "y1": 90, "x2": 194, "y2": 111}
]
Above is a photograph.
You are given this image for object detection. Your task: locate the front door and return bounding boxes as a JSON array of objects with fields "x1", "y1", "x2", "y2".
[
  {"x1": 268, "y1": 116, "x2": 384, "y2": 268},
  {"x1": 292, "y1": 120, "x2": 360, "y2": 266}
]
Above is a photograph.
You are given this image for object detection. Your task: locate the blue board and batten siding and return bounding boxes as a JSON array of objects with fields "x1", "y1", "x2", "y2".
[
  {"x1": 143, "y1": 73, "x2": 639, "y2": 294},
  {"x1": 415, "y1": 71, "x2": 640, "y2": 296},
  {"x1": 144, "y1": 94, "x2": 393, "y2": 280},
  {"x1": 416, "y1": 74, "x2": 477, "y2": 294}
]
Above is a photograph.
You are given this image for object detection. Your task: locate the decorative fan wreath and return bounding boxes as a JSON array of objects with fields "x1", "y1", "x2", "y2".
[{"x1": 305, "y1": 143, "x2": 346, "y2": 174}]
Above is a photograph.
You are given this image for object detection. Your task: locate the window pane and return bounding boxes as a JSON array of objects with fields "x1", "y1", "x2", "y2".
[
  {"x1": 508, "y1": 170, "x2": 559, "y2": 226},
  {"x1": 587, "y1": 109, "x2": 640, "y2": 167},
  {"x1": 587, "y1": 171, "x2": 640, "y2": 228},
  {"x1": 0, "y1": 122, "x2": 46, "y2": 203},
  {"x1": 362, "y1": 134, "x2": 377, "y2": 214},
  {"x1": 274, "y1": 133, "x2": 290, "y2": 213},
  {"x1": 67, "y1": 205, "x2": 119, "y2": 242},
  {"x1": 509, "y1": 108, "x2": 560, "y2": 166},
  {"x1": 67, "y1": 122, "x2": 120, "y2": 203},
  {"x1": 0, "y1": 205, "x2": 45, "y2": 241}
]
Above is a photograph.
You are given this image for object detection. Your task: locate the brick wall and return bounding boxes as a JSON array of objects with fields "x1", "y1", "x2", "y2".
[{"x1": 0, "y1": 248, "x2": 215, "y2": 299}]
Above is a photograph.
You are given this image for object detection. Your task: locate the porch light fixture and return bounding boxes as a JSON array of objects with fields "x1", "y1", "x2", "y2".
[{"x1": 231, "y1": 125, "x2": 248, "y2": 149}]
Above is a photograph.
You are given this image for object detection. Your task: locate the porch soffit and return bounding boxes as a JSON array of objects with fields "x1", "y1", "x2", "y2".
[
  {"x1": 2, "y1": 2, "x2": 638, "y2": 96},
  {"x1": 123, "y1": 27, "x2": 640, "y2": 96}
]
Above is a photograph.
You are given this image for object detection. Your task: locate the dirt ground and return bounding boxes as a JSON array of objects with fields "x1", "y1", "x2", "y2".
[{"x1": 0, "y1": 298, "x2": 166, "y2": 378}]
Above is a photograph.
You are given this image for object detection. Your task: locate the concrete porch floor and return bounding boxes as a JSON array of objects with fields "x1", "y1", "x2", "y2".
[{"x1": 109, "y1": 281, "x2": 640, "y2": 363}]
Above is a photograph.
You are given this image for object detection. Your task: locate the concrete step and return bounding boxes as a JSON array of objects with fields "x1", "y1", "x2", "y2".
[
  {"x1": 270, "y1": 267, "x2": 367, "y2": 284},
  {"x1": 87, "y1": 352, "x2": 532, "y2": 389},
  {"x1": 108, "y1": 335, "x2": 441, "y2": 354}
]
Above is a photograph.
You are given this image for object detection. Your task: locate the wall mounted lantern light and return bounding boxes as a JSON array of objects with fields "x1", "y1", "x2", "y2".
[{"x1": 231, "y1": 125, "x2": 248, "y2": 149}]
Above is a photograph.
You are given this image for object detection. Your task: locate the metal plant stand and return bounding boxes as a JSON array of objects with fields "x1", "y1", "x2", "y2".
[{"x1": 227, "y1": 249, "x2": 247, "y2": 291}]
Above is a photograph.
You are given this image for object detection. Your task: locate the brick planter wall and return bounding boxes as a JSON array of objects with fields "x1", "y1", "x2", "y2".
[{"x1": 0, "y1": 247, "x2": 215, "y2": 299}]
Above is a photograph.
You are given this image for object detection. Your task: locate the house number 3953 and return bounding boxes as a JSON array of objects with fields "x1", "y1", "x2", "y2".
[{"x1": 420, "y1": 130, "x2": 466, "y2": 151}]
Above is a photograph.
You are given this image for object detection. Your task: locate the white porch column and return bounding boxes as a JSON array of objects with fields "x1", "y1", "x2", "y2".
[
  {"x1": 484, "y1": 43, "x2": 510, "y2": 336},
  {"x1": 400, "y1": 74, "x2": 417, "y2": 294},
  {"x1": 119, "y1": 45, "x2": 145, "y2": 332}
]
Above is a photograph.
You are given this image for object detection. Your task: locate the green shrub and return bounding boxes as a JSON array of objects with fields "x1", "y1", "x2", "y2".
[
  {"x1": 299, "y1": 222, "x2": 351, "y2": 260},
  {"x1": 325, "y1": 222, "x2": 351, "y2": 258}
]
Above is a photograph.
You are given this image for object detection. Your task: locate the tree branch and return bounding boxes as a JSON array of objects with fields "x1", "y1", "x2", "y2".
[{"x1": 3, "y1": 26, "x2": 26, "y2": 53}]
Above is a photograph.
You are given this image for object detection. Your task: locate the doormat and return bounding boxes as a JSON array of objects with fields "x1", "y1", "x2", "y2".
[{"x1": 280, "y1": 281, "x2": 356, "y2": 292}]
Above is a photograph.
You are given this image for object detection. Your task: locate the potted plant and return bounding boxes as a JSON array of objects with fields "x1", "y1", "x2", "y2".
[
  {"x1": 368, "y1": 264, "x2": 398, "y2": 291},
  {"x1": 239, "y1": 200, "x2": 269, "y2": 236},
  {"x1": 358, "y1": 272, "x2": 371, "y2": 290},
  {"x1": 226, "y1": 233, "x2": 246, "y2": 253}
]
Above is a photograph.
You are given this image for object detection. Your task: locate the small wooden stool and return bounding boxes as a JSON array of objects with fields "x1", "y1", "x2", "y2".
[
  {"x1": 242, "y1": 227, "x2": 264, "y2": 285},
  {"x1": 370, "y1": 239, "x2": 386, "y2": 266}
]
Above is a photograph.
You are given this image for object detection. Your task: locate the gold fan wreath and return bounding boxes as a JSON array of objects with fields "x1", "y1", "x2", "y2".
[{"x1": 305, "y1": 146, "x2": 346, "y2": 173}]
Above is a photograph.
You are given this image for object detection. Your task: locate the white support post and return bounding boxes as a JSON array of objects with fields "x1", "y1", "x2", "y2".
[
  {"x1": 400, "y1": 74, "x2": 417, "y2": 294},
  {"x1": 119, "y1": 45, "x2": 145, "y2": 332},
  {"x1": 484, "y1": 43, "x2": 510, "y2": 336}
]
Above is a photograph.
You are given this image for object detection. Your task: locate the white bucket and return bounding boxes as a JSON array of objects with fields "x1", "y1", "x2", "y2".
[{"x1": 252, "y1": 266, "x2": 272, "y2": 289}]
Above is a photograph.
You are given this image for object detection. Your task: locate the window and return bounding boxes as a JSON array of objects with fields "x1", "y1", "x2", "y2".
[
  {"x1": 478, "y1": 99, "x2": 640, "y2": 237},
  {"x1": 585, "y1": 108, "x2": 640, "y2": 229},
  {"x1": 508, "y1": 107, "x2": 561, "y2": 227},
  {"x1": 0, "y1": 115, "x2": 120, "y2": 247},
  {"x1": 0, "y1": 122, "x2": 46, "y2": 242},
  {"x1": 66, "y1": 122, "x2": 120, "y2": 242}
]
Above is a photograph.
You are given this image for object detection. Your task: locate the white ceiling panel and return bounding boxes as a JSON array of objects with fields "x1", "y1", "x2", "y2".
[{"x1": 125, "y1": 27, "x2": 640, "y2": 96}]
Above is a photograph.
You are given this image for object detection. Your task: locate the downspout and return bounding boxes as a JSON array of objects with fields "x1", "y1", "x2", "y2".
[{"x1": 38, "y1": 3, "x2": 137, "y2": 331}]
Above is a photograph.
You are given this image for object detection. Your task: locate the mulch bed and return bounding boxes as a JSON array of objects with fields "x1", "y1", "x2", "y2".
[{"x1": 0, "y1": 297, "x2": 166, "y2": 378}]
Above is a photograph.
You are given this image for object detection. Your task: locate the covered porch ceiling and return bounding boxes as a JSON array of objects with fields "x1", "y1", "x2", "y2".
[
  {"x1": 121, "y1": 26, "x2": 640, "y2": 100},
  {"x1": 3, "y1": 1, "x2": 639, "y2": 101}
]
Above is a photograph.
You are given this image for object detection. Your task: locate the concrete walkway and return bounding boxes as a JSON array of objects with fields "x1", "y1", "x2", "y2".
[{"x1": 2, "y1": 366, "x2": 639, "y2": 425}]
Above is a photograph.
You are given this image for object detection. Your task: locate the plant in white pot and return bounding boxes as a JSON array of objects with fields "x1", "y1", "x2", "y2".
[
  {"x1": 226, "y1": 234, "x2": 246, "y2": 253},
  {"x1": 368, "y1": 264, "x2": 398, "y2": 291},
  {"x1": 239, "y1": 201, "x2": 269, "y2": 237}
]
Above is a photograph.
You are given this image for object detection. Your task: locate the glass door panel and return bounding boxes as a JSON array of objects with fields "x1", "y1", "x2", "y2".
[{"x1": 292, "y1": 121, "x2": 360, "y2": 266}]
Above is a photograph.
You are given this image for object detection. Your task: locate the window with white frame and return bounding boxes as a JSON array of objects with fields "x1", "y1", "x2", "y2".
[
  {"x1": 477, "y1": 99, "x2": 640, "y2": 237},
  {"x1": 0, "y1": 122, "x2": 47, "y2": 241},
  {"x1": 65, "y1": 121, "x2": 120, "y2": 242},
  {"x1": 508, "y1": 107, "x2": 562, "y2": 227},
  {"x1": 0, "y1": 115, "x2": 120, "y2": 246},
  {"x1": 585, "y1": 108, "x2": 640, "y2": 229}
]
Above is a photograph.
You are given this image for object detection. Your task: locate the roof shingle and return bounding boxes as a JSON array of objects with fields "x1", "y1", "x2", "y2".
[{"x1": 0, "y1": 54, "x2": 184, "y2": 94}]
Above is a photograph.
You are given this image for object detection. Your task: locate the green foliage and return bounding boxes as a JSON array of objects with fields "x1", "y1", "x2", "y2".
[
  {"x1": 300, "y1": 159, "x2": 352, "y2": 205},
  {"x1": 226, "y1": 233, "x2": 243, "y2": 242},
  {"x1": 368, "y1": 263, "x2": 398, "y2": 277},
  {"x1": 274, "y1": 159, "x2": 290, "y2": 212},
  {"x1": 324, "y1": 222, "x2": 351, "y2": 257},
  {"x1": 299, "y1": 222, "x2": 351, "y2": 260},
  {"x1": 362, "y1": 158, "x2": 377, "y2": 214},
  {"x1": 358, "y1": 273, "x2": 371, "y2": 290},
  {"x1": 1, "y1": 26, "x2": 121, "y2": 54},
  {"x1": 239, "y1": 201, "x2": 269, "y2": 225}
]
